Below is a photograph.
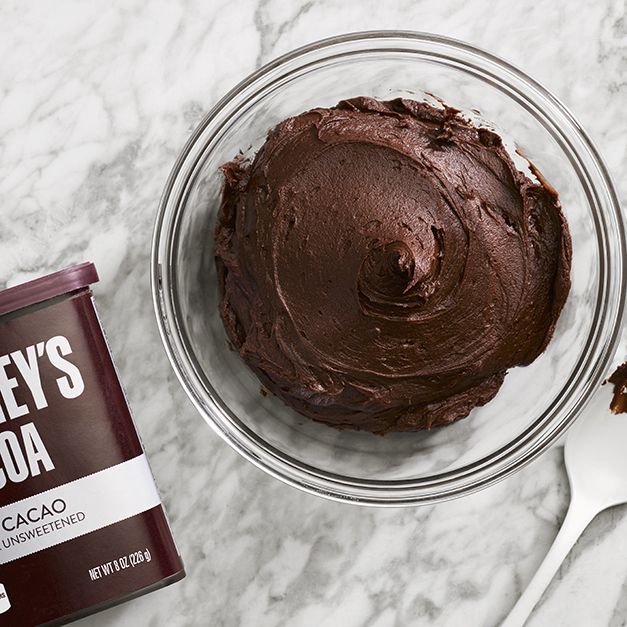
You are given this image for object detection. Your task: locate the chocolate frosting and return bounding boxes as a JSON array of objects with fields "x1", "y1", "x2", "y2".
[
  {"x1": 215, "y1": 97, "x2": 572, "y2": 433},
  {"x1": 606, "y1": 362, "x2": 627, "y2": 414}
]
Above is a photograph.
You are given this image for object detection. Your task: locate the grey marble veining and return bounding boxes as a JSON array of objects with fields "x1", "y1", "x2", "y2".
[{"x1": 0, "y1": 1, "x2": 626, "y2": 626}]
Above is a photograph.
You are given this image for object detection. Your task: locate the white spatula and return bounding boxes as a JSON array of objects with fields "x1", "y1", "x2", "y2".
[{"x1": 502, "y1": 385, "x2": 627, "y2": 626}]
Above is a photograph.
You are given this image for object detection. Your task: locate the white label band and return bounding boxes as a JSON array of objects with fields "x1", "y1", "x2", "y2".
[
  {"x1": 0, "y1": 584, "x2": 10, "y2": 614},
  {"x1": 0, "y1": 455, "x2": 161, "y2": 564}
]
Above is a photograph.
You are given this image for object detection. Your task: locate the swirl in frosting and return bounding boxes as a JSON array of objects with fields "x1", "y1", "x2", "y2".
[{"x1": 214, "y1": 97, "x2": 571, "y2": 433}]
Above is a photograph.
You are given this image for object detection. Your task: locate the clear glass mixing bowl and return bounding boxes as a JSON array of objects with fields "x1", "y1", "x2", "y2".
[{"x1": 152, "y1": 32, "x2": 625, "y2": 505}]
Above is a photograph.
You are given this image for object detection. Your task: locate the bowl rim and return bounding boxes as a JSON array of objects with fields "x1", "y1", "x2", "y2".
[{"x1": 151, "y1": 30, "x2": 626, "y2": 506}]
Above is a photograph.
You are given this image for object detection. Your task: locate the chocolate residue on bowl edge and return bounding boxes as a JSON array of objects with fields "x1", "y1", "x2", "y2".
[
  {"x1": 606, "y1": 362, "x2": 627, "y2": 414},
  {"x1": 214, "y1": 97, "x2": 572, "y2": 434}
]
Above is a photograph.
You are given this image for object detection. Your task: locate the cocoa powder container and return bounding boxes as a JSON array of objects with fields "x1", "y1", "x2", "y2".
[{"x1": 0, "y1": 262, "x2": 184, "y2": 626}]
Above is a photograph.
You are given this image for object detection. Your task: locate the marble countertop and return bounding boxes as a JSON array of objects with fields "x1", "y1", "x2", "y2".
[{"x1": 1, "y1": 1, "x2": 626, "y2": 626}]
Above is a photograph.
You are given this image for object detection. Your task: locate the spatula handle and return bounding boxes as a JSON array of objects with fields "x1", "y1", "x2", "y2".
[{"x1": 501, "y1": 498, "x2": 597, "y2": 627}]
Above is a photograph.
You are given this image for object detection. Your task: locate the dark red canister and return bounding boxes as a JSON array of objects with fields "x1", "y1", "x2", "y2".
[{"x1": 0, "y1": 263, "x2": 184, "y2": 626}]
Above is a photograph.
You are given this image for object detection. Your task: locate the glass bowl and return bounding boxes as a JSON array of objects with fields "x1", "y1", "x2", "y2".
[{"x1": 152, "y1": 31, "x2": 625, "y2": 506}]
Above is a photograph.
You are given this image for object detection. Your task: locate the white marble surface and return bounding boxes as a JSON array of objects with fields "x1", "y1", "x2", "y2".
[{"x1": 1, "y1": 1, "x2": 626, "y2": 626}]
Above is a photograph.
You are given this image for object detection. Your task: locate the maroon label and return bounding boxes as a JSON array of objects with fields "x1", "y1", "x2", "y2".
[{"x1": 0, "y1": 290, "x2": 184, "y2": 626}]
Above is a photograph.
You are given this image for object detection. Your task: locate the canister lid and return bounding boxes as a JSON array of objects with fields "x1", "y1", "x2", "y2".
[{"x1": 0, "y1": 262, "x2": 99, "y2": 316}]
